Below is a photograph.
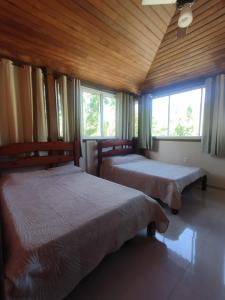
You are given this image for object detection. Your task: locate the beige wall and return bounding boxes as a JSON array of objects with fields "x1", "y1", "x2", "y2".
[{"x1": 148, "y1": 140, "x2": 225, "y2": 189}]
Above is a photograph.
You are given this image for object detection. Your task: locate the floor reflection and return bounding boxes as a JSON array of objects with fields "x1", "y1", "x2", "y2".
[
  {"x1": 66, "y1": 187, "x2": 225, "y2": 300},
  {"x1": 156, "y1": 228, "x2": 197, "y2": 264}
]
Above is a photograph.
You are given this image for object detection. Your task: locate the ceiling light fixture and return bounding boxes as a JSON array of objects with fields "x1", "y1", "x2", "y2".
[{"x1": 177, "y1": 3, "x2": 194, "y2": 28}]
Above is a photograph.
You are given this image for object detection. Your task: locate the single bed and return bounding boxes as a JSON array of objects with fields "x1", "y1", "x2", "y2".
[
  {"x1": 98, "y1": 139, "x2": 207, "y2": 213},
  {"x1": 0, "y1": 141, "x2": 168, "y2": 300}
]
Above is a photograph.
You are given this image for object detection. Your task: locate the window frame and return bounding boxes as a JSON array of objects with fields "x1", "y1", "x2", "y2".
[
  {"x1": 81, "y1": 86, "x2": 117, "y2": 139},
  {"x1": 151, "y1": 86, "x2": 205, "y2": 140}
]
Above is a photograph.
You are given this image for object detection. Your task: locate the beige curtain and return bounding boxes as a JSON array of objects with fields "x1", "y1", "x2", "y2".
[
  {"x1": 58, "y1": 76, "x2": 70, "y2": 142},
  {"x1": 202, "y1": 74, "x2": 225, "y2": 157},
  {"x1": 19, "y1": 65, "x2": 33, "y2": 142},
  {"x1": 57, "y1": 75, "x2": 81, "y2": 142},
  {"x1": 138, "y1": 94, "x2": 152, "y2": 150},
  {"x1": 33, "y1": 68, "x2": 48, "y2": 142},
  {"x1": 0, "y1": 59, "x2": 20, "y2": 145},
  {"x1": 116, "y1": 92, "x2": 135, "y2": 140},
  {"x1": 0, "y1": 58, "x2": 48, "y2": 145}
]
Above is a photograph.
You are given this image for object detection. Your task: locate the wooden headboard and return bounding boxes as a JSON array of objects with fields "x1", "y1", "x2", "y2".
[
  {"x1": 0, "y1": 140, "x2": 80, "y2": 171},
  {"x1": 97, "y1": 139, "x2": 137, "y2": 175},
  {"x1": 0, "y1": 140, "x2": 81, "y2": 298}
]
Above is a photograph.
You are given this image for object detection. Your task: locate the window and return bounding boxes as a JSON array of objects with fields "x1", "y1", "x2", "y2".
[
  {"x1": 82, "y1": 87, "x2": 116, "y2": 138},
  {"x1": 152, "y1": 87, "x2": 205, "y2": 138},
  {"x1": 55, "y1": 82, "x2": 63, "y2": 139},
  {"x1": 134, "y1": 101, "x2": 138, "y2": 137}
]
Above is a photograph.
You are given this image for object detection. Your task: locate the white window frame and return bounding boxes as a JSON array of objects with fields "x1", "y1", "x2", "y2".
[
  {"x1": 152, "y1": 86, "x2": 205, "y2": 139},
  {"x1": 81, "y1": 86, "x2": 117, "y2": 139}
]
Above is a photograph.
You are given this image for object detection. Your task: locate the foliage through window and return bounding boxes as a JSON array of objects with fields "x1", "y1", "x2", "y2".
[
  {"x1": 82, "y1": 87, "x2": 116, "y2": 137},
  {"x1": 55, "y1": 82, "x2": 63, "y2": 139},
  {"x1": 134, "y1": 101, "x2": 138, "y2": 137},
  {"x1": 152, "y1": 88, "x2": 205, "y2": 137}
]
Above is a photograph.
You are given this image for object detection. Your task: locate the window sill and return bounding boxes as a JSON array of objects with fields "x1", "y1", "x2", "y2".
[
  {"x1": 153, "y1": 136, "x2": 201, "y2": 142},
  {"x1": 82, "y1": 137, "x2": 117, "y2": 142}
]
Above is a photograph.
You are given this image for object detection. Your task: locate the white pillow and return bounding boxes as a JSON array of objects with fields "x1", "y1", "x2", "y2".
[
  {"x1": 47, "y1": 164, "x2": 84, "y2": 176},
  {"x1": 103, "y1": 154, "x2": 146, "y2": 166},
  {"x1": 0, "y1": 164, "x2": 84, "y2": 187}
]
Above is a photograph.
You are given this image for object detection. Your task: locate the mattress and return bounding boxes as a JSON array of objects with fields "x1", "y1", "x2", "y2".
[
  {"x1": 0, "y1": 165, "x2": 168, "y2": 300},
  {"x1": 100, "y1": 154, "x2": 206, "y2": 210}
]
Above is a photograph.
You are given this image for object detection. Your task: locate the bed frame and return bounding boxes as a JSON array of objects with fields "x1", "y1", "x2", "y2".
[
  {"x1": 97, "y1": 138, "x2": 137, "y2": 175},
  {"x1": 0, "y1": 140, "x2": 156, "y2": 299},
  {"x1": 0, "y1": 140, "x2": 80, "y2": 299},
  {"x1": 97, "y1": 138, "x2": 207, "y2": 215}
]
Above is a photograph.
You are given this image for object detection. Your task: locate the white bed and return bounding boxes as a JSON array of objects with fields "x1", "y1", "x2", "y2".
[
  {"x1": 0, "y1": 164, "x2": 168, "y2": 300},
  {"x1": 100, "y1": 154, "x2": 206, "y2": 211}
]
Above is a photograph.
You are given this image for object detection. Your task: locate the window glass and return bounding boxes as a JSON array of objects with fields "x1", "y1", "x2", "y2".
[
  {"x1": 56, "y1": 82, "x2": 63, "y2": 138},
  {"x1": 103, "y1": 96, "x2": 116, "y2": 137},
  {"x1": 83, "y1": 91, "x2": 101, "y2": 137},
  {"x1": 82, "y1": 87, "x2": 116, "y2": 138},
  {"x1": 152, "y1": 87, "x2": 205, "y2": 138},
  {"x1": 152, "y1": 96, "x2": 169, "y2": 137},
  {"x1": 134, "y1": 101, "x2": 138, "y2": 137},
  {"x1": 169, "y1": 89, "x2": 201, "y2": 137}
]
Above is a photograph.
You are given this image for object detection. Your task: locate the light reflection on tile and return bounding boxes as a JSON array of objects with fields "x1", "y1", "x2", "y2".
[
  {"x1": 156, "y1": 228, "x2": 197, "y2": 265},
  {"x1": 66, "y1": 187, "x2": 225, "y2": 300}
]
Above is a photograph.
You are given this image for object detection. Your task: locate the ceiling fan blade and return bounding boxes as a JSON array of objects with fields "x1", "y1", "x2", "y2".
[{"x1": 142, "y1": 0, "x2": 176, "y2": 5}]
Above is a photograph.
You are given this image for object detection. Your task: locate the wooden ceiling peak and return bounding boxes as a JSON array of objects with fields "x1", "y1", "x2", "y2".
[
  {"x1": 142, "y1": 0, "x2": 225, "y2": 92},
  {"x1": 0, "y1": 0, "x2": 175, "y2": 94}
]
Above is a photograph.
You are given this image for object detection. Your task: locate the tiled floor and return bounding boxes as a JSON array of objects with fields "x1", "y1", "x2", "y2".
[{"x1": 67, "y1": 187, "x2": 225, "y2": 300}]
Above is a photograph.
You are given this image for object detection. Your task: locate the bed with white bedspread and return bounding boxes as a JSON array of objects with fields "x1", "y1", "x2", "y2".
[
  {"x1": 0, "y1": 164, "x2": 168, "y2": 300},
  {"x1": 100, "y1": 153, "x2": 206, "y2": 211}
]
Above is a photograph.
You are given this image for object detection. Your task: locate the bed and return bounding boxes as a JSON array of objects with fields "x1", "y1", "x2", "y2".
[
  {"x1": 98, "y1": 139, "x2": 207, "y2": 214},
  {"x1": 0, "y1": 141, "x2": 168, "y2": 300}
]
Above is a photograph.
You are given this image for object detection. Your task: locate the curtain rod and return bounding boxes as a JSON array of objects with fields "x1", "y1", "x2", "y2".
[
  {"x1": 0, "y1": 54, "x2": 138, "y2": 96},
  {"x1": 0, "y1": 54, "x2": 44, "y2": 70}
]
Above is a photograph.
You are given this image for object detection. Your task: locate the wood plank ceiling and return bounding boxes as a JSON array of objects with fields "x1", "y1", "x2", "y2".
[
  {"x1": 142, "y1": 0, "x2": 225, "y2": 92},
  {"x1": 0, "y1": 0, "x2": 175, "y2": 94}
]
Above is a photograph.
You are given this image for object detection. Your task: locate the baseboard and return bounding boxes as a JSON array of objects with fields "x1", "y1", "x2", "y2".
[{"x1": 207, "y1": 184, "x2": 225, "y2": 191}]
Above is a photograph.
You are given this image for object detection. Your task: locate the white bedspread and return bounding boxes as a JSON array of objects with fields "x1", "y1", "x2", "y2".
[
  {"x1": 0, "y1": 166, "x2": 168, "y2": 300},
  {"x1": 100, "y1": 155, "x2": 206, "y2": 210}
]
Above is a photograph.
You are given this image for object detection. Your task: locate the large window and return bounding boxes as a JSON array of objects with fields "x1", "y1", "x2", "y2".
[
  {"x1": 82, "y1": 87, "x2": 116, "y2": 138},
  {"x1": 152, "y1": 87, "x2": 205, "y2": 137}
]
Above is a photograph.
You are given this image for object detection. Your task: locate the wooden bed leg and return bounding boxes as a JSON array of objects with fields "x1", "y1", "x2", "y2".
[
  {"x1": 201, "y1": 175, "x2": 207, "y2": 191},
  {"x1": 171, "y1": 209, "x2": 179, "y2": 215},
  {"x1": 147, "y1": 222, "x2": 156, "y2": 237}
]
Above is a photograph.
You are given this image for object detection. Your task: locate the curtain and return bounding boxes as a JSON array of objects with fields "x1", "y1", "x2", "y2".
[
  {"x1": 19, "y1": 65, "x2": 33, "y2": 142},
  {"x1": 138, "y1": 94, "x2": 152, "y2": 150},
  {"x1": 0, "y1": 59, "x2": 20, "y2": 145},
  {"x1": 33, "y1": 68, "x2": 48, "y2": 142},
  {"x1": 57, "y1": 75, "x2": 81, "y2": 142},
  {"x1": 202, "y1": 74, "x2": 225, "y2": 157},
  {"x1": 116, "y1": 92, "x2": 135, "y2": 140},
  {"x1": 0, "y1": 58, "x2": 48, "y2": 145}
]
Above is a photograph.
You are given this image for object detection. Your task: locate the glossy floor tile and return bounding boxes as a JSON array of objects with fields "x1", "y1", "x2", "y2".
[{"x1": 67, "y1": 187, "x2": 225, "y2": 300}]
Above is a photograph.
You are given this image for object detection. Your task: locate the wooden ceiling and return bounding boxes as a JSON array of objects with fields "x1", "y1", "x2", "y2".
[
  {"x1": 0, "y1": 0, "x2": 175, "y2": 94},
  {"x1": 142, "y1": 0, "x2": 225, "y2": 91}
]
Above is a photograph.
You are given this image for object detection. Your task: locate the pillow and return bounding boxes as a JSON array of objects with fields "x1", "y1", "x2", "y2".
[
  {"x1": 0, "y1": 169, "x2": 47, "y2": 187},
  {"x1": 47, "y1": 164, "x2": 84, "y2": 176},
  {"x1": 0, "y1": 164, "x2": 84, "y2": 187},
  {"x1": 103, "y1": 154, "x2": 146, "y2": 166}
]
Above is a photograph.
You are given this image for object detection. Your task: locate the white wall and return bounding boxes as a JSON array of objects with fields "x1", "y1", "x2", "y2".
[{"x1": 148, "y1": 140, "x2": 225, "y2": 189}]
